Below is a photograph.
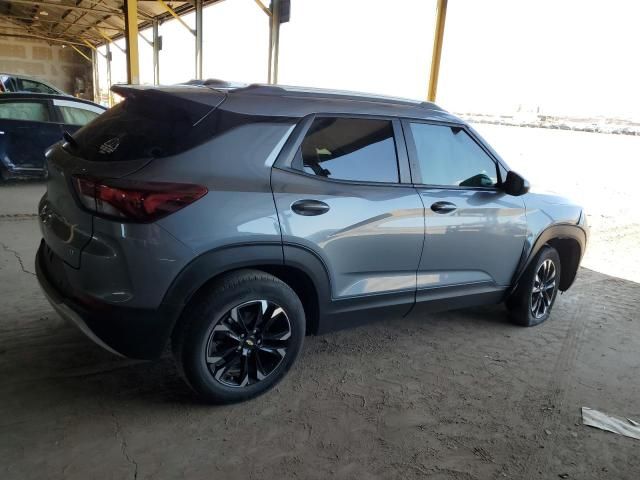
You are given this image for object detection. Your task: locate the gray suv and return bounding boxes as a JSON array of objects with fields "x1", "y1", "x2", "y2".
[{"x1": 36, "y1": 83, "x2": 588, "y2": 403}]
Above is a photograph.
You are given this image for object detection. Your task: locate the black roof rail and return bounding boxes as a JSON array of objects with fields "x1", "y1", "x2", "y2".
[
  {"x1": 177, "y1": 79, "x2": 443, "y2": 111},
  {"x1": 232, "y1": 83, "x2": 443, "y2": 110},
  {"x1": 179, "y1": 79, "x2": 248, "y2": 89},
  {"x1": 235, "y1": 84, "x2": 287, "y2": 94}
]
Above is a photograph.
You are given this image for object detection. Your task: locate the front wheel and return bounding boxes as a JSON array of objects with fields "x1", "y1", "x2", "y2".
[
  {"x1": 507, "y1": 246, "x2": 561, "y2": 327},
  {"x1": 172, "y1": 270, "x2": 305, "y2": 404}
]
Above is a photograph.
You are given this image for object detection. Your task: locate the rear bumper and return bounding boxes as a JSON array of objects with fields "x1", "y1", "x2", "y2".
[{"x1": 36, "y1": 241, "x2": 181, "y2": 360}]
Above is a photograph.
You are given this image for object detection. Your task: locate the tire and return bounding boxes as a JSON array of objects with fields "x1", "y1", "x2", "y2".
[
  {"x1": 506, "y1": 245, "x2": 561, "y2": 327},
  {"x1": 172, "y1": 269, "x2": 305, "y2": 404}
]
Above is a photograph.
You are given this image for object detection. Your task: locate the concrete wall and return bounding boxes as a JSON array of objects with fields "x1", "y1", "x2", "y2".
[{"x1": 0, "y1": 20, "x2": 93, "y2": 99}]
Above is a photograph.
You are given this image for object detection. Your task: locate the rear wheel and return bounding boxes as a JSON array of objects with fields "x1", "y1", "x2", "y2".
[
  {"x1": 507, "y1": 246, "x2": 561, "y2": 327},
  {"x1": 172, "y1": 269, "x2": 305, "y2": 404}
]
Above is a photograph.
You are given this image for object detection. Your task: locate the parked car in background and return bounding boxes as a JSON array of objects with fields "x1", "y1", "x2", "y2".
[
  {"x1": 0, "y1": 73, "x2": 67, "y2": 95},
  {"x1": 0, "y1": 93, "x2": 106, "y2": 180},
  {"x1": 35, "y1": 82, "x2": 588, "y2": 404}
]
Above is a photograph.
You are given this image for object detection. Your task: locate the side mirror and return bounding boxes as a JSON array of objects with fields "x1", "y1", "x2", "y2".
[{"x1": 501, "y1": 170, "x2": 530, "y2": 196}]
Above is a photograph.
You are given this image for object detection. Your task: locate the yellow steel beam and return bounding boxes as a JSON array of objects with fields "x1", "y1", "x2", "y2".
[
  {"x1": 124, "y1": 0, "x2": 140, "y2": 84},
  {"x1": 156, "y1": 0, "x2": 196, "y2": 35},
  {"x1": 82, "y1": 39, "x2": 97, "y2": 51},
  {"x1": 69, "y1": 45, "x2": 92, "y2": 63},
  {"x1": 94, "y1": 28, "x2": 114, "y2": 44},
  {"x1": 427, "y1": 0, "x2": 448, "y2": 102},
  {"x1": 0, "y1": 31, "x2": 88, "y2": 47},
  {"x1": 94, "y1": 27, "x2": 126, "y2": 53},
  {"x1": 83, "y1": 39, "x2": 111, "y2": 60},
  {"x1": 253, "y1": 0, "x2": 272, "y2": 17}
]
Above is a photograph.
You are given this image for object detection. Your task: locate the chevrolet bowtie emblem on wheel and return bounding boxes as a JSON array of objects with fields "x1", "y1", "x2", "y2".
[{"x1": 99, "y1": 137, "x2": 120, "y2": 154}]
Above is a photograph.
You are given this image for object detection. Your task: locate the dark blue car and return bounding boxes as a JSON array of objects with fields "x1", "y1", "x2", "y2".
[{"x1": 0, "y1": 93, "x2": 106, "y2": 180}]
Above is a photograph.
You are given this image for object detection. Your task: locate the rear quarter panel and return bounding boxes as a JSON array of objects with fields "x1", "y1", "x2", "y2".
[{"x1": 127, "y1": 121, "x2": 296, "y2": 254}]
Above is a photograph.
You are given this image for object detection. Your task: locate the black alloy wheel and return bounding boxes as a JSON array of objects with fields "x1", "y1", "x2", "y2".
[{"x1": 205, "y1": 299, "x2": 293, "y2": 388}]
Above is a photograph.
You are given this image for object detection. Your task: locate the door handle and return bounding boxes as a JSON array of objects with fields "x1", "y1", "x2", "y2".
[
  {"x1": 430, "y1": 201, "x2": 457, "y2": 214},
  {"x1": 291, "y1": 199, "x2": 330, "y2": 216}
]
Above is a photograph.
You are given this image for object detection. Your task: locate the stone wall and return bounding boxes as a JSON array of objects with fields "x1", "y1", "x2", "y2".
[{"x1": 0, "y1": 20, "x2": 93, "y2": 99}]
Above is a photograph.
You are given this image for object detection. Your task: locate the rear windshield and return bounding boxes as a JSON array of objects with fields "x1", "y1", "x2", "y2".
[
  {"x1": 69, "y1": 96, "x2": 211, "y2": 162},
  {"x1": 67, "y1": 96, "x2": 298, "y2": 162}
]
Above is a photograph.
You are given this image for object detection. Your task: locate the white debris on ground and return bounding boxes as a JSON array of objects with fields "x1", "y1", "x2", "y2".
[{"x1": 582, "y1": 407, "x2": 640, "y2": 440}]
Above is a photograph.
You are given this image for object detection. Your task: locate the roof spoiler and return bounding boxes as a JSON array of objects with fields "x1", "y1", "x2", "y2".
[{"x1": 110, "y1": 84, "x2": 226, "y2": 125}]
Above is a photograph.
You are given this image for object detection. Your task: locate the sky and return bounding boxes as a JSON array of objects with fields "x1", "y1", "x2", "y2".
[{"x1": 98, "y1": 0, "x2": 640, "y2": 120}]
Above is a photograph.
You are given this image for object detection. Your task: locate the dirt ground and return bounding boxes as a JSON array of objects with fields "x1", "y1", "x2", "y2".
[{"x1": 1, "y1": 126, "x2": 639, "y2": 479}]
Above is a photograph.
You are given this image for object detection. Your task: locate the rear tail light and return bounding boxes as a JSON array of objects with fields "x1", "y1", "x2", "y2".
[{"x1": 72, "y1": 176, "x2": 207, "y2": 222}]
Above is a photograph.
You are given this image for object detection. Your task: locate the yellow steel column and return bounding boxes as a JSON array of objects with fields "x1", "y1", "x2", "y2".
[
  {"x1": 268, "y1": 0, "x2": 281, "y2": 84},
  {"x1": 123, "y1": 0, "x2": 140, "y2": 84},
  {"x1": 427, "y1": 0, "x2": 448, "y2": 102}
]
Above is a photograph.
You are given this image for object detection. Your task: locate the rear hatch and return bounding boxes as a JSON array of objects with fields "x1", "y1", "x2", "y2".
[{"x1": 39, "y1": 84, "x2": 226, "y2": 268}]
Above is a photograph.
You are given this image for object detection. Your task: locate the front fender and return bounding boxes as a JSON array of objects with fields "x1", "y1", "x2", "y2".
[{"x1": 511, "y1": 223, "x2": 588, "y2": 292}]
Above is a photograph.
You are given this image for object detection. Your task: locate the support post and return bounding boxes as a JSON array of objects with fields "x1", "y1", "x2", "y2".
[
  {"x1": 152, "y1": 20, "x2": 160, "y2": 85},
  {"x1": 427, "y1": 0, "x2": 448, "y2": 102},
  {"x1": 267, "y1": 0, "x2": 281, "y2": 84},
  {"x1": 195, "y1": 0, "x2": 203, "y2": 80},
  {"x1": 105, "y1": 42, "x2": 113, "y2": 106},
  {"x1": 92, "y1": 48, "x2": 100, "y2": 103},
  {"x1": 123, "y1": 0, "x2": 140, "y2": 84}
]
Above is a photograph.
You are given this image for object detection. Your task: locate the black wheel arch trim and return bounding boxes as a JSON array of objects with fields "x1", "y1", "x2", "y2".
[
  {"x1": 511, "y1": 223, "x2": 587, "y2": 293},
  {"x1": 161, "y1": 242, "x2": 286, "y2": 308},
  {"x1": 160, "y1": 241, "x2": 334, "y2": 336}
]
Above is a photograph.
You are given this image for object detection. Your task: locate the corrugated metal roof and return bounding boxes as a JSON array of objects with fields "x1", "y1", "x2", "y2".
[{"x1": 0, "y1": 0, "x2": 223, "y2": 47}]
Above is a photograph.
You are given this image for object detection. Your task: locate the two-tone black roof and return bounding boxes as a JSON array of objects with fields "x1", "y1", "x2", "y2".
[
  {"x1": 114, "y1": 80, "x2": 462, "y2": 124},
  {"x1": 215, "y1": 82, "x2": 457, "y2": 122}
]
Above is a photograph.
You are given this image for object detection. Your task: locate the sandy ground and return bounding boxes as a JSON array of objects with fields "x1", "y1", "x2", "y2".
[{"x1": 1, "y1": 126, "x2": 639, "y2": 479}]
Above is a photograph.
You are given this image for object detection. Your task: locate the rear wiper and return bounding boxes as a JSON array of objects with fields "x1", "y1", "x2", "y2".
[{"x1": 62, "y1": 131, "x2": 78, "y2": 150}]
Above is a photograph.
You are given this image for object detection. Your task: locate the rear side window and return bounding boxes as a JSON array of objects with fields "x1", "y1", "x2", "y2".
[
  {"x1": 409, "y1": 123, "x2": 498, "y2": 188},
  {"x1": 0, "y1": 101, "x2": 50, "y2": 122},
  {"x1": 294, "y1": 117, "x2": 399, "y2": 183}
]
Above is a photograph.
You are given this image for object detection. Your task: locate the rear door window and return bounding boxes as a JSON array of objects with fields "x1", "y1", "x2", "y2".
[
  {"x1": 0, "y1": 100, "x2": 51, "y2": 122},
  {"x1": 293, "y1": 117, "x2": 399, "y2": 183}
]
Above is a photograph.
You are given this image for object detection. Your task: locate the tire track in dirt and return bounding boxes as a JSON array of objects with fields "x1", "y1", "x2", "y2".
[{"x1": 519, "y1": 279, "x2": 593, "y2": 477}]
